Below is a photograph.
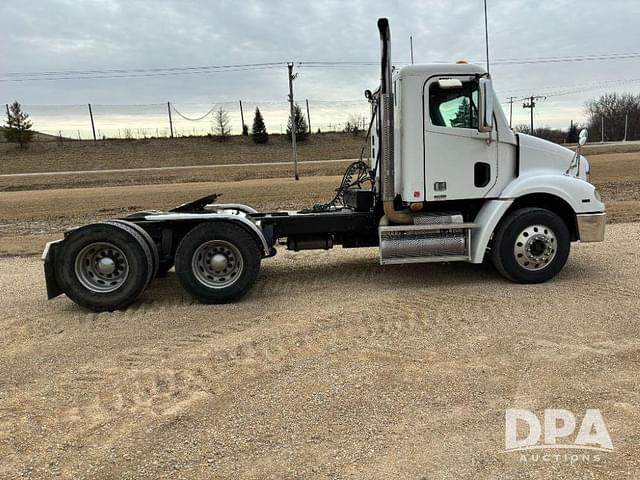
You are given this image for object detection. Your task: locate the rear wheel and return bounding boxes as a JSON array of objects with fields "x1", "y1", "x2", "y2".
[
  {"x1": 103, "y1": 219, "x2": 159, "y2": 281},
  {"x1": 492, "y1": 208, "x2": 570, "y2": 283},
  {"x1": 57, "y1": 222, "x2": 154, "y2": 311},
  {"x1": 175, "y1": 223, "x2": 261, "y2": 303}
]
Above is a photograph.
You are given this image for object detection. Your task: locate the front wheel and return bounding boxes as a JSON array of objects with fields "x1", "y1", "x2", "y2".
[
  {"x1": 175, "y1": 223, "x2": 261, "y2": 303},
  {"x1": 491, "y1": 208, "x2": 570, "y2": 283}
]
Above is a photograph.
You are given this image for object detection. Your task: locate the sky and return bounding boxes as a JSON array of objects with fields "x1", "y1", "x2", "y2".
[{"x1": 1, "y1": 0, "x2": 639, "y2": 136}]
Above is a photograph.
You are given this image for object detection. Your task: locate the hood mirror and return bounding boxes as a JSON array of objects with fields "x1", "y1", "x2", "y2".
[
  {"x1": 578, "y1": 128, "x2": 588, "y2": 146},
  {"x1": 567, "y1": 128, "x2": 588, "y2": 176}
]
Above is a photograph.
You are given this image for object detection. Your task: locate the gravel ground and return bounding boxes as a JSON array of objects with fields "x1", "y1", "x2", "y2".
[{"x1": 1, "y1": 223, "x2": 639, "y2": 479}]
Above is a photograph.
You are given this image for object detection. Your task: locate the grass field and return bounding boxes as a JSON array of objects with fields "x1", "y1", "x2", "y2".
[{"x1": 0, "y1": 132, "x2": 364, "y2": 174}]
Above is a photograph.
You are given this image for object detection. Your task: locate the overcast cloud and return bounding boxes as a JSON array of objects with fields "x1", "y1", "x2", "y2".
[{"x1": 1, "y1": 0, "x2": 639, "y2": 129}]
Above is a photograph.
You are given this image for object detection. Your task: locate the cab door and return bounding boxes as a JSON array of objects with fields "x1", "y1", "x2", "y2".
[{"x1": 423, "y1": 76, "x2": 498, "y2": 201}]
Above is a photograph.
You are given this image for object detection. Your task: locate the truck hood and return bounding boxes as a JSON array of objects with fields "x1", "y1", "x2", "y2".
[{"x1": 518, "y1": 133, "x2": 575, "y2": 174}]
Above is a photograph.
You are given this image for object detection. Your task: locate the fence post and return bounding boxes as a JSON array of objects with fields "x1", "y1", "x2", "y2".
[
  {"x1": 167, "y1": 101, "x2": 174, "y2": 138},
  {"x1": 88, "y1": 104, "x2": 97, "y2": 141},
  {"x1": 306, "y1": 99, "x2": 311, "y2": 134}
]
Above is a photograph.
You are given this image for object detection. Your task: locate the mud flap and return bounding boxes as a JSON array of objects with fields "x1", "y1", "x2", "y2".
[{"x1": 42, "y1": 240, "x2": 63, "y2": 299}]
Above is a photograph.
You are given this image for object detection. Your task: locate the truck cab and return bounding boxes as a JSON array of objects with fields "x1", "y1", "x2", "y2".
[{"x1": 372, "y1": 18, "x2": 605, "y2": 280}]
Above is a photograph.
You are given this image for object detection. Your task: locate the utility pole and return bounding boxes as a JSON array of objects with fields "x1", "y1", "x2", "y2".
[
  {"x1": 624, "y1": 113, "x2": 628, "y2": 142},
  {"x1": 305, "y1": 99, "x2": 312, "y2": 134},
  {"x1": 5, "y1": 104, "x2": 9, "y2": 120},
  {"x1": 601, "y1": 116, "x2": 604, "y2": 143},
  {"x1": 239, "y1": 100, "x2": 246, "y2": 135},
  {"x1": 506, "y1": 96, "x2": 517, "y2": 128},
  {"x1": 88, "y1": 104, "x2": 97, "y2": 141},
  {"x1": 522, "y1": 95, "x2": 545, "y2": 135},
  {"x1": 287, "y1": 62, "x2": 299, "y2": 181},
  {"x1": 167, "y1": 101, "x2": 174, "y2": 138},
  {"x1": 410, "y1": 36, "x2": 414, "y2": 64}
]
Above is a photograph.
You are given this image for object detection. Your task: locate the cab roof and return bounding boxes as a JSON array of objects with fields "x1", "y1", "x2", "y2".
[{"x1": 394, "y1": 63, "x2": 486, "y2": 79}]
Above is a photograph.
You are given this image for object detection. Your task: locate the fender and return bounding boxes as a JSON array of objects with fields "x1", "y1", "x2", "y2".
[
  {"x1": 499, "y1": 173, "x2": 604, "y2": 214},
  {"x1": 469, "y1": 199, "x2": 513, "y2": 263},
  {"x1": 142, "y1": 212, "x2": 271, "y2": 256}
]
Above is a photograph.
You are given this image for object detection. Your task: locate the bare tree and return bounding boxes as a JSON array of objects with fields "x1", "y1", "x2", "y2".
[
  {"x1": 585, "y1": 92, "x2": 640, "y2": 142},
  {"x1": 343, "y1": 114, "x2": 365, "y2": 136},
  {"x1": 213, "y1": 107, "x2": 231, "y2": 141}
]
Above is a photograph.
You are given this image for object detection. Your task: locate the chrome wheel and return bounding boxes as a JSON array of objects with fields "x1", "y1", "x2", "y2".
[
  {"x1": 191, "y1": 240, "x2": 243, "y2": 289},
  {"x1": 74, "y1": 242, "x2": 129, "y2": 293},
  {"x1": 513, "y1": 224, "x2": 557, "y2": 271}
]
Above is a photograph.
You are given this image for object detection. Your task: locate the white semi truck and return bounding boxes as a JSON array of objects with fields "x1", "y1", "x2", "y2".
[{"x1": 43, "y1": 18, "x2": 606, "y2": 311}]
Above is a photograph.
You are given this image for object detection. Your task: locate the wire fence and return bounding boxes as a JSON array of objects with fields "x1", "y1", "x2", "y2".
[{"x1": 9, "y1": 100, "x2": 371, "y2": 140}]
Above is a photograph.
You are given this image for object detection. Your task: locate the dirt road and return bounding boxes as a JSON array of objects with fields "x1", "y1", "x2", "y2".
[{"x1": 1, "y1": 222, "x2": 639, "y2": 479}]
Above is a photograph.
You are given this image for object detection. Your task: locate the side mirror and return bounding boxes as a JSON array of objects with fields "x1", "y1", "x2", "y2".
[
  {"x1": 578, "y1": 128, "x2": 588, "y2": 146},
  {"x1": 478, "y1": 78, "x2": 494, "y2": 133}
]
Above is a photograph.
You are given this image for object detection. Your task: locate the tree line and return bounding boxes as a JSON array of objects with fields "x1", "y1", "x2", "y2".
[
  {"x1": 5, "y1": 92, "x2": 639, "y2": 147},
  {"x1": 514, "y1": 92, "x2": 640, "y2": 143},
  {"x1": 211, "y1": 103, "x2": 309, "y2": 144}
]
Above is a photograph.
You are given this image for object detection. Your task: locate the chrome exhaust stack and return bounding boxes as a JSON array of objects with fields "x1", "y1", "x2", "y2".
[{"x1": 377, "y1": 18, "x2": 412, "y2": 225}]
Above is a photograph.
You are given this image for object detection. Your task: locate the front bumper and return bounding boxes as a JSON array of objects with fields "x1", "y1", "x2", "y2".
[{"x1": 577, "y1": 212, "x2": 606, "y2": 242}]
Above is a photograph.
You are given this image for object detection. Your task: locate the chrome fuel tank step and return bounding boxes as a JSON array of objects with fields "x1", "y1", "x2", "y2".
[{"x1": 378, "y1": 218, "x2": 478, "y2": 265}]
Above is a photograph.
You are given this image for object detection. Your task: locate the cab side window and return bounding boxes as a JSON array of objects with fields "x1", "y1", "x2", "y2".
[{"x1": 429, "y1": 81, "x2": 479, "y2": 129}]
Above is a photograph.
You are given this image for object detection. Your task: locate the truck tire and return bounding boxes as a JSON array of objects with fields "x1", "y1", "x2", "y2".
[
  {"x1": 175, "y1": 222, "x2": 261, "y2": 304},
  {"x1": 103, "y1": 219, "x2": 159, "y2": 282},
  {"x1": 56, "y1": 222, "x2": 154, "y2": 311},
  {"x1": 491, "y1": 207, "x2": 570, "y2": 284}
]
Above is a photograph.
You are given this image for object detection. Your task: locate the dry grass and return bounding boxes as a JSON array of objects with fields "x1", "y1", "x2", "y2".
[
  {"x1": 0, "y1": 160, "x2": 352, "y2": 192},
  {"x1": 0, "y1": 132, "x2": 364, "y2": 174}
]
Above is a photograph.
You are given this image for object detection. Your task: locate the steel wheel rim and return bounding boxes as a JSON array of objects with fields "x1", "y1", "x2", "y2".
[
  {"x1": 192, "y1": 240, "x2": 243, "y2": 289},
  {"x1": 74, "y1": 242, "x2": 129, "y2": 293},
  {"x1": 513, "y1": 224, "x2": 557, "y2": 271}
]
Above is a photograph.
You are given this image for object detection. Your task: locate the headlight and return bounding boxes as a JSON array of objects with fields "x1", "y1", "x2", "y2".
[{"x1": 594, "y1": 188, "x2": 601, "y2": 202}]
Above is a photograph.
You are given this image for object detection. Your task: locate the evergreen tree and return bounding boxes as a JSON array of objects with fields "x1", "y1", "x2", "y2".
[
  {"x1": 252, "y1": 107, "x2": 268, "y2": 144},
  {"x1": 4, "y1": 101, "x2": 35, "y2": 148},
  {"x1": 450, "y1": 98, "x2": 475, "y2": 128},
  {"x1": 286, "y1": 103, "x2": 309, "y2": 141}
]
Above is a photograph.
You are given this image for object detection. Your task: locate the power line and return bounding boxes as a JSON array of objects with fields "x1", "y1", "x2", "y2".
[
  {"x1": 0, "y1": 64, "x2": 284, "y2": 83},
  {"x1": 1, "y1": 62, "x2": 286, "y2": 77},
  {"x1": 2, "y1": 51, "x2": 640, "y2": 82}
]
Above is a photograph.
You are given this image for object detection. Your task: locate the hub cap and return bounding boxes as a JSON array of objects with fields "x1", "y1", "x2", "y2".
[
  {"x1": 513, "y1": 224, "x2": 557, "y2": 271},
  {"x1": 192, "y1": 240, "x2": 243, "y2": 289},
  {"x1": 74, "y1": 242, "x2": 129, "y2": 293}
]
